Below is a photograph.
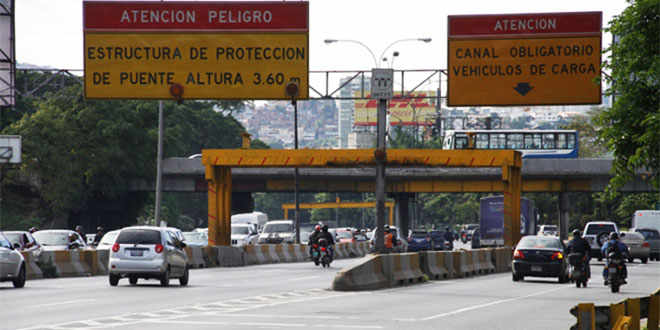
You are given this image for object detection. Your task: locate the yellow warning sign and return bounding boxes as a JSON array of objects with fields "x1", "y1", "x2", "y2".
[
  {"x1": 84, "y1": 33, "x2": 308, "y2": 99},
  {"x1": 448, "y1": 37, "x2": 601, "y2": 106}
]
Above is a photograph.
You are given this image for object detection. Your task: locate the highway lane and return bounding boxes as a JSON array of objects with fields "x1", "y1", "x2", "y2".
[{"x1": 3, "y1": 258, "x2": 659, "y2": 330}]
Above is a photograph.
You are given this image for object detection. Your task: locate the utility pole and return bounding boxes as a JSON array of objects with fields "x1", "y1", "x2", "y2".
[{"x1": 286, "y1": 82, "x2": 301, "y2": 243}]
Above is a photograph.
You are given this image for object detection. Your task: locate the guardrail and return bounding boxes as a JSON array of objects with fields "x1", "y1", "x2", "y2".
[{"x1": 570, "y1": 287, "x2": 660, "y2": 330}]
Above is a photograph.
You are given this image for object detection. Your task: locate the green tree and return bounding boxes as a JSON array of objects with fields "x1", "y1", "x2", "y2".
[
  {"x1": 561, "y1": 108, "x2": 610, "y2": 158},
  {"x1": 597, "y1": 0, "x2": 660, "y2": 196}
]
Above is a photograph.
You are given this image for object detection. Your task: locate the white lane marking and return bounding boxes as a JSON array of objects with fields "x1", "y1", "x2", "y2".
[
  {"x1": 147, "y1": 319, "x2": 383, "y2": 329},
  {"x1": 32, "y1": 299, "x2": 96, "y2": 308},
  {"x1": 415, "y1": 286, "x2": 567, "y2": 321},
  {"x1": 212, "y1": 313, "x2": 363, "y2": 321},
  {"x1": 288, "y1": 275, "x2": 321, "y2": 281}
]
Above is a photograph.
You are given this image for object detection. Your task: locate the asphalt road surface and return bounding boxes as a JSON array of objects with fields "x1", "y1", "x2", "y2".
[{"x1": 3, "y1": 257, "x2": 659, "y2": 330}]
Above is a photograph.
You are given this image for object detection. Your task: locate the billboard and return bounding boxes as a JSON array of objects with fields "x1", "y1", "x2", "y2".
[
  {"x1": 0, "y1": 0, "x2": 14, "y2": 106},
  {"x1": 83, "y1": 1, "x2": 309, "y2": 100},
  {"x1": 354, "y1": 91, "x2": 437, "y2": 126},
  {"x1": 447, "y1": 12, "x2": 602, "y2": 106}
]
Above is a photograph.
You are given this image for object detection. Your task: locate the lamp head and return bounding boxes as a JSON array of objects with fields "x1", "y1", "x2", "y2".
[
  {"x1": 324, "y1": 39, "x2": 337, "y2": 44},
  {"x1": 419, "y1": 38, "x2": 432, "y2": 43}
]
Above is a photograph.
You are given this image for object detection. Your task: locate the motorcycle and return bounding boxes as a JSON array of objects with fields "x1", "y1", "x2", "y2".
[
  {"x1": 318, "y1": 238, "x2": 332, "y2": 268},
  {"x1": 444, "y1": 240, "x2": 454, "y2": 251},
  {"x1": 568, "y1": 253, "x2": 589, "y2": 288},
  {"x1": 605, "y1": 251, "x2": 626, "y2": 293},
  {"x1": 311, "y1": 243, "x2": 321, "y2": 266}
]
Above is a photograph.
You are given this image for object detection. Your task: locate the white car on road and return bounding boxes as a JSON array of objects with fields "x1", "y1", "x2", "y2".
[{"x1": 0, "y1": 232, "x2": 26, "y2": 288}]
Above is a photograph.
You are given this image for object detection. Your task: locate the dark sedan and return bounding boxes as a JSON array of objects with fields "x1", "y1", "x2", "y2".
[
  {"x1": 512, "y1": 235, "x2": 569, "y2": 283},
  {"x1": 407, "y1": 230, "x2": 431, "y2": 252}
]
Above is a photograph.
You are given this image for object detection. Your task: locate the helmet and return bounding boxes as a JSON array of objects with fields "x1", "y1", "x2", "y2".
[
  {"x1": 314, "y1": 225, "x2": 321, "y2": 232},
  {"x1": 572, "y1": 229, "x2": 581, "y2": 237},
  {"x1": 97, "y1": 226, "x2": 103, "y2": 231},
  {"x1": 322, "y1": 224, "x2": 328, "y2": 232},
  {"x1": 446, "y1": 227, "x2": 451, "y2": 231},
  {"x1": 384, "y1": 225, "x2": 390, "y2": 232},
  {"x1": 29, "y1": 227, "x2": 37, "y2": 233},
  {"x1": 609, "y1": 232, "x2": 619, "y2": 240},
  {"x1": 75, "y1": 225, "x2": 83, "y2": 231}
]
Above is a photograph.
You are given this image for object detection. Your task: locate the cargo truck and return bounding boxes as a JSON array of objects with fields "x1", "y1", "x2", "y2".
[{"x1": 478, "y1": 196, "x2": 538, "y2": 247}]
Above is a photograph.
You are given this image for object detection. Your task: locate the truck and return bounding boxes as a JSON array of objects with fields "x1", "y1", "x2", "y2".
[
  {"x1": 632, "y1": 210, "x2": 660, "y2": 233},
  {"x1": 231, "y1": 211, "x2": 268, "y2": 232},
  {"x1": 478, "y1": 196, "x2": 537, "y2": 247}
]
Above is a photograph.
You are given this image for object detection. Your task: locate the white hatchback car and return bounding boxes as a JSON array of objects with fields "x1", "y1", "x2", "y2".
[
  {"x1": 109, "y1": 226, "x2": 189, "y2": 287},
  {"x1": 0, "y1": 232, "x2": 26, "y2": 288}
]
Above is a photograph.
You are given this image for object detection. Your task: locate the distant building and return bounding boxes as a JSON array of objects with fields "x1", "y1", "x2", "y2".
[
  {"x1": 338, "y1": 75, "x2": 370, "y2": 148},
  {"x1": 348, "y1": 131, "x2": 376, "y2": 149}
]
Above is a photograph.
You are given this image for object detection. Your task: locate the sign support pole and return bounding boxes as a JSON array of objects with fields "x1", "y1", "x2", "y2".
[
  {"x1": 155, "y1": 100, "x2": 164, "y2": 226},
  {"x1": 375, "y1": 98, "x2": 387, "y2": 253},
  {"x1": 293, "y1": 98, "x2": 300, "y2": 244}
]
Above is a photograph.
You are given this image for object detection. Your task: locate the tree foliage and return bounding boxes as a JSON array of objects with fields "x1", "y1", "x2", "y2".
[
  {"x1": 597, "y1": 0, "x2": 660, "y2": 195},
  {"x1": 560, "y1": 107, "x2": 610, "y2": 158}
]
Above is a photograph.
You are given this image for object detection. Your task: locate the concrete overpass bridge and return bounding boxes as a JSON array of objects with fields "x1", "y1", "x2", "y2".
[
  {"x1": 131, "y1": 157, "x2": 657, "y2": 194},
  {"x1": 130, "y1": 157, "x2": 657, "y2": 239}
]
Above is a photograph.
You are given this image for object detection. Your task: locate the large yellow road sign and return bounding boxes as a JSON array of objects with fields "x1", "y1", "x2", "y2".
[
  {"x1": 83, "y1": 1, "x2": 309, "y2": 100},
  {"x1": 447, "y1": 12, "x2": 602, "y2": 106}
]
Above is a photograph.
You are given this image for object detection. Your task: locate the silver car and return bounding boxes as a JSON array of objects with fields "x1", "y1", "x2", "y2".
[
  {"x1": 0, "y1": 232, "x2": 26, "y2": 288},
  {"x1": 109, "y1": 226, "x2": 189, "y2": 287}
]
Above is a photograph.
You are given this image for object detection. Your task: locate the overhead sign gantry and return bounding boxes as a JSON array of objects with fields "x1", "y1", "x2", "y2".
[
  {"x1": 83, "y1": 1, "x2": 309, "y2": 100},
  {"x1": 447, "y1": 11, "x2": 602, "y2": 106}
]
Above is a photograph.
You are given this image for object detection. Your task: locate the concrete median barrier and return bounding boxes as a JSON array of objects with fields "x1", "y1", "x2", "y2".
[
  {"x1": 42, "y1": 250, "x2": 92, "y2": 277},
  {"x1": 20, "y1": 251, "x2": 43, "y2": 279},
  {"x1": 80, "y1": 249, "x2": 108, "y2": 275},
  {"x1": 184, "y1": 246, "x2": 207, "y2": 269},
  {"x1": 215, "y1": 246, "x2": 246, "y2": 267},
  {"x1": 204, "y1": 246, "x2": 218, "y2": 267},
  {"x1": 335, "y1": 243, "x2": 349, "y2": 259},
  {"x1": 332, "y1": 254, "x2": 388, "y2": 291},
  {"x1": 386, "y1": 253, "x2": 425, "y2": 286},
  {"x1": 452, "y1": 250, "x2": 473, "y2": 278},
  {"x1": 245, "y1": 245, "x2": 279, "y2": 265},
  {"x1": 420, "y1": 251, "x2": 452, "y2": 280},
  {"x1": 492, "y1": 247, "x2": 512, "y2": 272},
  {"x1": 474, "y1": 249, "x2": 495, "y2": 274}
]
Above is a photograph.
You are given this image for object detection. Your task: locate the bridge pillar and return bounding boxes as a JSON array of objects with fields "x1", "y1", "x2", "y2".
[
  {"x1": 559, "y1": 192, "x2": 570, "y2": 241},
  {"x1": 502, "y1": 153, "x2": 522, "y2": 247},
  {"x1": 395, "y1": 193, "x2": 412, "y2": 238},
  {"x1": 206, "y1": 166, "x2": 232, "y2": 246}
]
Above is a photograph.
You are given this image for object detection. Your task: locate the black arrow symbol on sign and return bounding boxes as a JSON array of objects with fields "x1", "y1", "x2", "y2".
[{"x1": 513, "y1": 82, "x2": 533, "y2": 96}]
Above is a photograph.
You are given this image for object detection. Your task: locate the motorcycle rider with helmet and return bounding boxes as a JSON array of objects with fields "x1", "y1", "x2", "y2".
[
  {"x1": 566, "y1": 229, "x2": 591, "y2": 279},
  {"x1": 601, "y1": 232, "x2": 629, "y2": 285},
  {"x1": 308, "y1": 224, "x2": 322, "y2": 258},
  {"x1": 319, "y1": 224, "x2": 335, "y2": 259}
]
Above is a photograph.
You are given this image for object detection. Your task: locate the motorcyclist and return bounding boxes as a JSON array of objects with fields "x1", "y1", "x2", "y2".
[
  {"x1": 308, "y1": 224, "x2": 322, "y2": 257},
  {"x1": 566, "y1": 229, "x2": 591, "y2": 279},
  {"x1": 384, "y1": 225, "x2": 394, "y2": 253},
  {"x1": 601, "y1": 232, "x2": 629, "y2": 285},
  {"x1": 67, "y1": 233, "x2": 81, "y2": 250},
  {"x1": 92, "y1": 226, "x2": 104, "y2": 246},
  {"x1": 319, "y1": 224, "x2": 335, "y2": 259},
  {"x1": 443, "y1": 227, "x2": 454, "y2": 250}
]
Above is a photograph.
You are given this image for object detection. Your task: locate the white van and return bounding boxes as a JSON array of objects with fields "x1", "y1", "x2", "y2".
[
  {"x1": 231, "y1": 212, "x2": 268, "y2": 232},
  {"x1": 632, "y1": 210, "x2": 660, "y2": 233}
]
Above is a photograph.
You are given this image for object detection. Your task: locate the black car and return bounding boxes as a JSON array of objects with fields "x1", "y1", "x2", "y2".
[
  {"x1": 429, "y1": 230, "x2": 445, "y2": 250},
  {"x1": 512, "y1": 235, "x2": 569, "y2": 283}
]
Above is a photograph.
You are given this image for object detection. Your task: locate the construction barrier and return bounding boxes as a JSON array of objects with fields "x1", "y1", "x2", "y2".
[
  {"x1": 570, "y1": 287, "x2": 660, "y2": 330},
  {"x1": 419, "y1": 251, "x2": 452, "y2": 280},
  {"x1": 452, "y1": 250, "x2": 473, "y2": 278},
  {"x1": 81, "y1": 249, "x2": 107, "y2": 275}
]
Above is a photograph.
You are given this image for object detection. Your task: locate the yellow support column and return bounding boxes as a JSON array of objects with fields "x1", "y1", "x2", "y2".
[
  {"x1": 502, "y1": 161, "x2": 522, "y2": 247},
  {"x1": 611, "y1": 302, "x2": 626, "y2": 329},
  {"x1": 577, "y1": 303, "x2": 596, "y2": 330},
  {"x1": 625, "y1": 298, "x2": 641, "y2": 330},
  {"x1": 649, "y1": 294, "x2": 659, "y2": 330},
  {"x1": 206, "y1": 166, "x2": 232, "y2": 246}
]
